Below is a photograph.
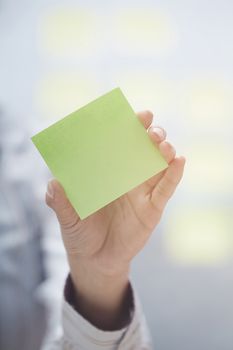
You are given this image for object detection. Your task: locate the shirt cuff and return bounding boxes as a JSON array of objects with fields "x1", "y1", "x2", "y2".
[{"x1": 61, "y1": 274, "x2": 151, "y2": 349}]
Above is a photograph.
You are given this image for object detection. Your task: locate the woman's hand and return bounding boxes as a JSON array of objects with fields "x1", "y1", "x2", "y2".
[{"x1": 46, "y1": 110, "x2": 185, "y2": 329}]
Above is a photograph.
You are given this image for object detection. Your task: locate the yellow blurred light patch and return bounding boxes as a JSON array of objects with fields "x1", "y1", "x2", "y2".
[
  {"x1": 114, "y1": 9, "x2": 178, "y2": 55},
  {"x1": 39, "y1": 8, "x2": 100, "y2": 57},
  {"x1": 182, "y1": 144, "x2": 233, "y2": 195},
  {"x1": 164, "y1": 208, "x2": 233, "y2": 265},
  {"x1": 116, "y1": 71, "x2": 176, "y2": 114},
  {"x1": 183, "y1": 79, "x2": 233, "y2": 126},
  {"x1": 36, "y1": 73, "x2": 100, "y2": 120}
]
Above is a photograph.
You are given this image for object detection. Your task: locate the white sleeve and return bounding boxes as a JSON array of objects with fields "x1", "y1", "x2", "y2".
[{"x1": 50, "y1": 277, "x2": 152, "y2": 350}]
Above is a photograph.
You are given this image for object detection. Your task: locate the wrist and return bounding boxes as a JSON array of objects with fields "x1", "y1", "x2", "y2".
[
  {"x1": 67, "y1": 256, "x2": 131, "y2": 330},
  {"x1": 68, "y1": 255, "x2": 130, "y2": 305}
]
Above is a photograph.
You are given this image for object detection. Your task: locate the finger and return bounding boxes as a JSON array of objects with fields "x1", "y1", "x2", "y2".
[
  {"x1": 137, "y1": 110, "x2": 153, "y2": 129},
  {"x1": 141, "y1": 139, "x2": 173, "y2": 191},
  {"x1": 159, "y1": 141, "x2": 176, "y2": 164},
  {"x1": 46, "y1": 179, "x2": 80, "y2": 229},
  {"x1": 151, "y1": 156, "x2": 186, "y2": 213},
  {"x1": 148, "y1": 126, "x2": 167, "y2": 144}
]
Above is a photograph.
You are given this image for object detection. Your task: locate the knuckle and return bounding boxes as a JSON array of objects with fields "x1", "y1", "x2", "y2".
[{"x1": 59, "y1": 213, "x2": 79, "y2": 232}]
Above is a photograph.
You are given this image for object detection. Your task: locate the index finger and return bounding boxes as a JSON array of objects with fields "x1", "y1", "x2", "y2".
[{"x1": 137, "y1": 110, "x2": 153, "y2": 129}]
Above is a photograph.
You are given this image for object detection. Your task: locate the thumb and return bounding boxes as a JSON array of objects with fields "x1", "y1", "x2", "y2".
[{"x1": 46, "y1": 179, "x2": 80, "y2": 229}]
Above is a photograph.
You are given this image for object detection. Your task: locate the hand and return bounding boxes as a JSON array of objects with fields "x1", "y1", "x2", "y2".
[{"x1": 46, "y1": 111, "x2": 185, "y2": 329}]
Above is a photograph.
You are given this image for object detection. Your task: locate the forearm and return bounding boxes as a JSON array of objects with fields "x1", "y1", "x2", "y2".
[{"x1": 68, "y1": 256, "x2": 131, "y2": 330}]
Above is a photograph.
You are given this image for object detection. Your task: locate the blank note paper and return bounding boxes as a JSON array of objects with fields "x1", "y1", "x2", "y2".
[{"x1": 31, "y1": 88, "x2": 168, "y2": 219}]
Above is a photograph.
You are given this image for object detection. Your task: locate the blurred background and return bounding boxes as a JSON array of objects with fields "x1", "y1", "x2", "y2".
[{"x1": 0, "y1": 0, "x2": 233, "y2": 349}]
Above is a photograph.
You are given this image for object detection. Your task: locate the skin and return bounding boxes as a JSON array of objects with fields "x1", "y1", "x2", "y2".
[{"x1": 46, "y1": 110, "x2": 185, "y2": 330}]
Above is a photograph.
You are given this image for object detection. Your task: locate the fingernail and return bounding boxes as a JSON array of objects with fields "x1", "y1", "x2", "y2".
[
  {"x1": 47, "y1": 181, "x2": 54, "y2": 199},
  {"x1": 152, "y1": 127, "x2": 164, "y2": 139}
]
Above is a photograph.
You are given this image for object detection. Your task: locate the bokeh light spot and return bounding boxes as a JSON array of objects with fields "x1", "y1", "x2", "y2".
[{"x1": 164, "y1": 208, "x2": 233, "y2": 265}]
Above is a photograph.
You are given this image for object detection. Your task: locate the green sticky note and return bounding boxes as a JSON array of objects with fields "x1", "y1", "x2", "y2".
[{"x1": 32, "y1": 88, "x2": 168, "y2": 219}]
